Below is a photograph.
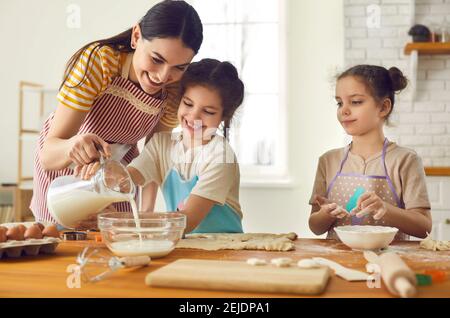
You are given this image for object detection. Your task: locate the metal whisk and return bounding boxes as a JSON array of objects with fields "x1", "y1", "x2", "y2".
[{"x1": 76, "y1": 247, "x2": 150, "y2": 283}]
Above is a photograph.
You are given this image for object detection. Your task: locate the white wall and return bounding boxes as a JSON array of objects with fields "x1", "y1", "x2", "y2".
[
  {"x1": 236, "y1": 0, "x2": 345, "y2": 236},
  {"x1": 0, "y1": 0, "x2": 344, "y2": 237},
  {"x1": 156, "y1": 0, "x2": 346, "y2": 237},
  {"x1": 0, "y1": 0, "x2": 160, "y2": 182},
  {"x1": 344, "y1": 0, "x2": 450, "y2": 167}
]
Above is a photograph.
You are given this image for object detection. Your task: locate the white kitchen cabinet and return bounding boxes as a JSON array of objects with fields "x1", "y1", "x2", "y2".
[{"x1": 426, "y1": 176, "x2": 450, "y2": 241}]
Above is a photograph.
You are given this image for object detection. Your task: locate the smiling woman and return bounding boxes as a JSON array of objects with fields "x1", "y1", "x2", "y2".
[
  {"x1": 30, "y1": 0, "x2": 204, "y2": 224},
  {"x1": 128, "y1": 37, "x2": 194, "y2": 95}
]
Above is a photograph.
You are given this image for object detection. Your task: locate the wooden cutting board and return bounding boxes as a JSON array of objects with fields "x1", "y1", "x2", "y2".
[{"x1": 145, "y1": 259, "x2": 331, "y2": 295}]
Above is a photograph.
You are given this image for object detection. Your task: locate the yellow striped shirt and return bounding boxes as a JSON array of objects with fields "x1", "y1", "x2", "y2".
[{"x1": 57, "y1": 44, "x2": 180, "y2": 128}]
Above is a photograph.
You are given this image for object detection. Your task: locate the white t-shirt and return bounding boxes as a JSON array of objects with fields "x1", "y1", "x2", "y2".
[{"x1": 129, "y1": 132, "x2": 243, "y2": 218}]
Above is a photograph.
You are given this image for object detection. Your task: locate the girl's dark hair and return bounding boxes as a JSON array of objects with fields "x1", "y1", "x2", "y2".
[
  {"x1": 180, "y1": 58, "x2": 245, "y2": 139},
  {"x1": 60, "y1": 0, "x2": 203, "y2": 90},
  {"x1": 337, "y1": 65, "x2": 408, "y2": 121}
]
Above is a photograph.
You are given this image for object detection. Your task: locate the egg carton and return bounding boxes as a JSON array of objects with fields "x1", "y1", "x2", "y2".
[
  {"x1": 0, "y1": 237, "x2": 61, "y2": 258},
  {"x1": 0, "y1": 222, "x2": 61, "y2": 259}
]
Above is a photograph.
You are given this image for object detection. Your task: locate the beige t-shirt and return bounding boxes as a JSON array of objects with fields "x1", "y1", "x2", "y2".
[
  {"x1": 309, "y1": 141, "x2": 431, "y2": 210},
  {"x1": 129, "y1": 132, "x2": 243, "y2": 218}
]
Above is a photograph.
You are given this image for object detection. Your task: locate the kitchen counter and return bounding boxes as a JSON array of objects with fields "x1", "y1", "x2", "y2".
[{"x1": 0, "y1": 239, "x2": 449, "y2": 298}]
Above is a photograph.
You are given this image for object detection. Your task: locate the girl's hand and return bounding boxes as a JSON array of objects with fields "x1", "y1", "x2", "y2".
[
  {"x1": 73, "y1": 204, "x2": 117, "y2": 230},
  {"x1": 313, "y1": 195, "x2": 331, "y2": 207},
  {"x1": 324, "y1": 203, "x2": 349, "y2": 219},
  {"x1": 351, "y1": 192, "x2": 387, "y2": 220},
  {"x1": 68, "y1": 133, "x2": 111, "y2": 166},
  {"x1": 314, "y1": 195, "x2": 348, "y2": 219},
  {"x1": 73, "y1": 161, "x2": 101, "y2": 180}
]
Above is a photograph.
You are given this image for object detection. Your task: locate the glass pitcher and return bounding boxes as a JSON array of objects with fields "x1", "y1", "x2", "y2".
[{"x1": 47, "y1": 158, "x2": 135, "y2": 229}]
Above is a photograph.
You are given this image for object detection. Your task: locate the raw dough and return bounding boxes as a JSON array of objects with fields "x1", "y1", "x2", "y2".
[
  {"x1": 271, "y1": 257, "x2": 293, "y2": 267},
  {"x1": 297, "y1": 259, "x2": 320, "y2": 269},
  {"x1": 246, "y1": 258, "x2": 268, "y2": 266},
  {"x1": 186, "y1": 232, "x2": 298, "y2": 241},
  {"x1": 420, "y1": 233, "x2": 450, "y2": 251},
  {"x1": 176, "y1": 232, "x2": 297, "y2": 252}
]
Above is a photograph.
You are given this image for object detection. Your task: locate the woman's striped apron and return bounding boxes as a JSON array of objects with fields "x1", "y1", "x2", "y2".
[{"x1": 31, "y1": 53, "x2": 169, "y2": 223}]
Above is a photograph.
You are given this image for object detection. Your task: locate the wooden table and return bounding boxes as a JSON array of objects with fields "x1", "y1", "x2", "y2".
[{"x1": 1, "y1": 239, "x2": 449, "y2": 298}]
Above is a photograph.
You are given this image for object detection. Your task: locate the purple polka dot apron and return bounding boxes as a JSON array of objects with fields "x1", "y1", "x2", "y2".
[{"x1": 326, "y1": 138, "x2": 408, "y2": 241}]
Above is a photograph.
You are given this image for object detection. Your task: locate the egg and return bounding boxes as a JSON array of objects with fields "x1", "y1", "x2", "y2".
[
  {"x1": 0, "y1": 226, "x2": 8, "y2": 242},
  {"x1": 34, "y1": 223, "x2": 45, "y2": 231},
  {"x1": 24, "y1": 224, "x2": 43, "y2": 240},
  {"x1": 42, "y1": 224, "x2": 60, "y2": 238},
  {"x1": 6, "y1": 226, "x2": 25, "y2": 241},
  {"x1": 17, "y1": 224, "x2": 27, "y2": 235}
]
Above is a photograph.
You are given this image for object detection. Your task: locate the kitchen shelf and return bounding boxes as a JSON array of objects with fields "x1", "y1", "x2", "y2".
[
  {"x1": 14, "y1": 81, "x2": 57, "y2": 222},
  {"x1": 403, "y1": 42, "x2": 450, "y2": 100},
  {"x1": 404, "y1": 42, "x2": 450, "y2": 55},
  {"x1": 425, "y1": 167, "x2": 450, "y2": 177},
  {"x1": 0, "y1": 185, "x2": 34, "y2": 222}
]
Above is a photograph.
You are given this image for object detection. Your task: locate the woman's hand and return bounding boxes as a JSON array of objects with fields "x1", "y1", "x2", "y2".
[
  {"x1": 351, "y1": 192, "x2": 387, "y2": 220},
  {"x1": 73, "y1": 161, "x2": 101, "y2": 180},
  {"x1": 314, "y1": 195, "x2": 348, "y2": 219},
  {"x1": 74, "y1": 161, "x2": 132, "y2": 194},
  {"x1": 73, "y1": 204, "x2": 117, "y2": 230},
  {"x1": 68, "y1": 133, "x2": 111, "y2": 166}
]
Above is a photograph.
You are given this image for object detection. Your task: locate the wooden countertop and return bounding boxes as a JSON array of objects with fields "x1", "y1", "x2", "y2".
[{"x1": 1, "y1": 239, "x2": 449, "y2": 298}]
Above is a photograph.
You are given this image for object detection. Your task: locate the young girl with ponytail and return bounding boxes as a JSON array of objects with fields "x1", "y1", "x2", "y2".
[{"x1": 309, "y1": 65, "x2": 432, "y2": 240}]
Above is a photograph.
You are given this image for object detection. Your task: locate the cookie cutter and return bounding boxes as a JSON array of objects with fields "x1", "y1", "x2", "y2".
[{"x1": 62, "y1": 231, "x2": 87, "y2": 241}]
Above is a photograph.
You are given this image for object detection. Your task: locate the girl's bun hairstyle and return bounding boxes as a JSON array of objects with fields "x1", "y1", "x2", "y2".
[
  {"x1": 388, "y1": 67, "x2": 408, "y2": 92},
  {"x1": 337, "y1": 64, "x2": 408, "y2": 122}
]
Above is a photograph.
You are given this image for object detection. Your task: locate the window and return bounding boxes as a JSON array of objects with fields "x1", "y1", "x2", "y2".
[{"x1": 188, "y1": 0, "x2": 288, "y2": 183}]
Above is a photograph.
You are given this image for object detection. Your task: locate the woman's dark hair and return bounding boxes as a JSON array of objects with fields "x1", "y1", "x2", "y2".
[
  {"x1": 337, "y1": 65, "x2": 408, "y2": 121},
  {"x1": 60, "y1": 0, "x2": 203, "y2": 89},
  {"x1": 180, "y1": 58, "x2": 245, "y2": 139}
]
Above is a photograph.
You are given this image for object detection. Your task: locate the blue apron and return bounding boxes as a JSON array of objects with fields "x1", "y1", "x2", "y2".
[{"x1": 162, "y1": 168, "x2": 243, "y2": 234}]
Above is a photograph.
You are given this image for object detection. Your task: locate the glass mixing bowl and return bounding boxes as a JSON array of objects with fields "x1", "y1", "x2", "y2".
[{"x1": 98, "y1": 212, "x2": 186, "y2": 258}]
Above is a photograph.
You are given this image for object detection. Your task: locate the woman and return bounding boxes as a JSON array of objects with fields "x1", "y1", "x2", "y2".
[{"x1": 31, "y1": 0, "x2": 203, "y2": 224}]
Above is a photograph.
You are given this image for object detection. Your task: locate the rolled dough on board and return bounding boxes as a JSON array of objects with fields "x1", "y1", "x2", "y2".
[
  {"x1": 420, "y1": 233, "x2": 450, "y2": 251},
  {"x1": 176, "y1": 232, "x2": 298, "y2": 251}
]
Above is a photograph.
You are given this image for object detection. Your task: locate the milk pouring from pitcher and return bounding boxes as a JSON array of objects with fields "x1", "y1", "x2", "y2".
[{"x1": 47, "y1": 156, "x2": 135, "y2": 229}]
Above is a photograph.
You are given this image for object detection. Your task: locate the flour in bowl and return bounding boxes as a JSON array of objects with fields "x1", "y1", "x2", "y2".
[{"x1": 336, "y1": 225, "x2": 398, "y2": 233}]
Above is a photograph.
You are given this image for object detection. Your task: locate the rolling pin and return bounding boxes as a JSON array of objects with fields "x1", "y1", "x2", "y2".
[{"x1": 365, "y1": 251, "x2": 417, "y2": 298}]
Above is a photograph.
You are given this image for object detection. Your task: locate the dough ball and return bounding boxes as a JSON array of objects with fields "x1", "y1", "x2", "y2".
[
  {"x1": 246, "y1": 258, "x2": 268, "y2": 266},
  {"x1": 270, "y1": 257, "x2": 293, "y2": 267},
  {"x1": 297, "y1": 259, "x2": 320, "y2": 269}
]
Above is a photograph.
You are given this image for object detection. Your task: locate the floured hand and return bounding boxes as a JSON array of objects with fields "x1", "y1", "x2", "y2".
[
  {"x1": 351, "y1": 192, "x2": 387, "y2": 220},
  {"x1": 314, "y1": 195, "x2": 348, "y2": 219},
  {"x1": 322, "y1": 203, "x2": 348, "y2": 219}
]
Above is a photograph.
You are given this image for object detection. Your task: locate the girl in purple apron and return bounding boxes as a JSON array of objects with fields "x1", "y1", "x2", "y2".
[
  {"x1": 309, "y1": 65, "x2": 432, "y2": 240},
  {"x1": 31, "y1": 1, "x2": 203, "y2": 225}
]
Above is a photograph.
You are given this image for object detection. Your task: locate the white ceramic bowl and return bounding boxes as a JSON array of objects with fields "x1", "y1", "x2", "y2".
[
  {"x1": 335, "y1": 225, "x2": 398, "y2": 251},
  {"x1": 98, "y1": 212, "x2": 186, "y2": 258}
]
